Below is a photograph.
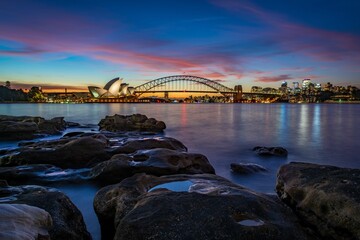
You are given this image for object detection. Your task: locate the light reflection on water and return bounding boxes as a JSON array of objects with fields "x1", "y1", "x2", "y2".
[{"x1": 1, "y1": 103, "x2": 359, "y2": 238}]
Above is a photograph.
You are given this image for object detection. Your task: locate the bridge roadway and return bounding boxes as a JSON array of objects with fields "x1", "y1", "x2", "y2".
[{"x1": 45, "y1": 91, "x2": 280, "y2": 97}]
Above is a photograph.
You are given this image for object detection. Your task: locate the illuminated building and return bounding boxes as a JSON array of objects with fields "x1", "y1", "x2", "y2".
[
  {"x1": 88, "y1": 77, "x2": 135, "y2": 98},
  {"x1": 302, "y1": 79, "x2": 311, "y2": 90}
]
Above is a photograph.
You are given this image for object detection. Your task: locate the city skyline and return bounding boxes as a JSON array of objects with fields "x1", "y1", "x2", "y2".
[{"x1": 1, "y1": 0, "x2": 360, "y2": 92}]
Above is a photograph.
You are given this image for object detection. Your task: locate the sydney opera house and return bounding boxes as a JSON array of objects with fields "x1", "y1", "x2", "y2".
[{"x1": 88, "y1": 77, "x2": 135, "y2": 98}]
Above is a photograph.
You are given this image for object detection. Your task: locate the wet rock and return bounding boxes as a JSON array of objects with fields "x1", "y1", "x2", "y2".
[
  {"x1": 94, "y1": 173, "x2": 311, "y2": 240},
  {"x1": 0, "y1": 184, "x2": 91, "y2": 240},
  {"x1": 112, "y1": 137, "x2": 187, "y2": 154},
  {"x1": 0, "y1": 164, "x2": 90, "y2": 185},
  {"x1": 99, "y1": 114, "x2": 166, "y2": 132},
  {"x1": 0, "y1": 203, "x2": 52, "y2": 240},
  {"x1": 0, "y1": 115, "x2": 68, "y2": 140},
  {"x1": 276, "y1": 162, "x2": 360, "y2": 240},
  {"x1": 0, "y1": 134, "x2": 111, "y2": 168},
  {"x1": 253, "y1": 146, "x2": 288, "y2": 157},
  {"x1": 90, "y1": 148, "x2": 215, "y2": 184},
  {"x1": 231, "y1": 163, "x2": 267, "y2": 174},
  {"x1": 0, "y1": 121, "x2": 39, "y2": 140},
  {"x1": 38, "y1": 117, "x2": 66, "y2": 135}
]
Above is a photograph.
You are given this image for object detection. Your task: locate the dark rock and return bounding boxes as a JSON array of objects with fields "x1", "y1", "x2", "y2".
[
  {"x1": 0, "y1": 164, "x2": 90, "y2": 185},
  {"x1": 62, "y1": 131, "x2": 85, "y2": 138},
  {"x1": 231, "y1": 163, "x2": 267, "y2": 174},
  {"x1": 94, "y1": 173, "x2": 311, "y2": 240},
  {"x1": 90, "y1": 148, "x2": 215, "y2": 184},
  {"x1": 0, "y1": 179, "x2": 9, "y2": 187},
  {"x1": 0, "y1": 184, "x2": 91, "y2": 240},
  {"x1": 38, "y1": 117, "x2": 66, "y2": 135},
  {"x1": 112, "y1": 137, "x2": 187, "y2": 154},
  {"x1": 66, "y1": 121, "x2": 81, "y2": 127},
  {"x1": 276, "y1": 162, "x2": 360, "y2": 240},
  {"x1": 0, "y1": 134, "x2": 111, "y2": 168},
  {"x1": 0, "y1": 115, "x2": 68, "y2": 140},
  {"x1": 0, "y1": 121, "x2": 39, "y2": 140},
  {"x1": 99, "y1": 114, "x2": 166, "y2": 132},
  {"x1": 0, "y1": 203, "x2": 52, "y2": 240},
  {"x1": 253, "y1": 146, "x2": 288, "y2": 157}
]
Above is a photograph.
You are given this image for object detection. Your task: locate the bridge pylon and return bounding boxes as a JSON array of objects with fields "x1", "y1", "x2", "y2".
[{"x1": 234, "y1": 85, "x2": 243, "y2": 103}]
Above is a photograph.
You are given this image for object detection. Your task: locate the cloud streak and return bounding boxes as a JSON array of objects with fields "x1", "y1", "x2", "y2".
[{"x1": 255, "y1": 74, "x2": 292, "y2": 83}]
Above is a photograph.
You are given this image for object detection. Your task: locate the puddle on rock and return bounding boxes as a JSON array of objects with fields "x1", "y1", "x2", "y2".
[
  {"x1": 238, "y1": 219, "x2": 264, "y2": 227},
  {"x1": 148, "y1": 180, "x2": 193, "y2": 192}
]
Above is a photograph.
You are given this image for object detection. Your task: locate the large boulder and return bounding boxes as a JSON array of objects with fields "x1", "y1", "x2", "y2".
[
  {"x1": 98, "y1": 114, "x2": 166, "y2": 132},
  {"x1": 0, "y1": 115, "x2": 67, "y2": 140},
  {"x1": 0, "y1": 203, "x2": 52, "y2": 240},
  {"x1": 276, "y1": 162, "x2": 360, "y2": 240},
  {"x1": 90, "y1": 148, "x2": 215, "y2": 184},
  {"x1": 94, "y1": 174, "x2": 312, "y2": 240},
  {"x1": 0, "y1": 134, "x2": 111, "y2": 168},
  {"x1": 253, "y1": 146, "x2": 288, "y2": 157},
  {"x1": 0, "y1": 184, "x2": 91, "y2": 240}
]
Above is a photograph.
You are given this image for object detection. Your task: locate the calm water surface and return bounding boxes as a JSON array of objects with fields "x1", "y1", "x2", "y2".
[{"x1": 1, "y1": 103, "x2": 359, "y2": 239}]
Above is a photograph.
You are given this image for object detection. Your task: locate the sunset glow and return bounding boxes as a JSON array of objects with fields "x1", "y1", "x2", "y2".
[{"x1": 1, "y1": 0, "x2": 359, "y2": 91}]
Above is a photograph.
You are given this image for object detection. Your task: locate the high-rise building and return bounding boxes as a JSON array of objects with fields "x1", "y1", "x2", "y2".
[
  {"x1": 280, "y1": 81, "x2": 287, "y2": 94},
  {"x1": 302, "y1": 79, "x2": 311, "y2": 90}
]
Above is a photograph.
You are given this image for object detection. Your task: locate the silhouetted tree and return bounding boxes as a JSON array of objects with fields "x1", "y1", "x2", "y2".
[{"x1": 28, "y1": 86, "x2": 46, "y2": 102}]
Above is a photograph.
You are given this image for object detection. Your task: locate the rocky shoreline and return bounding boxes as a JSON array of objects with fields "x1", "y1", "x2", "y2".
[{"x1": 0, "y1": 114, "x2": 359, "y2": 240}]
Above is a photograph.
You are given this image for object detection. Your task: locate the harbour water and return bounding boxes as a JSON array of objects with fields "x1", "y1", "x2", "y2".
[{"x1": 1, "y1": 103, "x2": 359, "y2": 239}]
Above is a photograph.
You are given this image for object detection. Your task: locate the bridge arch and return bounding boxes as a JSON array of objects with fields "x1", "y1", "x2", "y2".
[{"x1": 134, "y1": 75, "x2": 235, "y2": 97}]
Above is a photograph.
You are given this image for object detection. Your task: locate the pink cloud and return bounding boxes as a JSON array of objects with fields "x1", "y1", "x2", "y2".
[{"x1": 255, "y1": 74, "x2": 292, "y2": 83}]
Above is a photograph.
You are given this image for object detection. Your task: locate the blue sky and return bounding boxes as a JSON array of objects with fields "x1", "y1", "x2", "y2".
[{"x1": 0, "y1": 0, "x2": 359, "y2": 91}]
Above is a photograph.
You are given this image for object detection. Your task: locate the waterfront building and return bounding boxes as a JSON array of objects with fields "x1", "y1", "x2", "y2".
[
  {"x1": 251, "y1": 86, "x2": 262, "y2": 93},
  {"x1": 280, "y1": 81, "x2": 287, "y2": 94},
  {"x1": 302, "y1": 79, "x2": 311, "y2": 90},
  {"x1": 324, "y1": 82, "x2": 333, "y2": 91},
  {"x1": 88, "y1": 77, "x2": 135, "y2": 98}
]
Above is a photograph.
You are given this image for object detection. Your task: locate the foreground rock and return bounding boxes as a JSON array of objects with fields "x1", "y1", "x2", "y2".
[
  {"x1": 253, "y1": 146, "x2": 288, "y2": 157},
  {"x1": 231, "y1": 163, "x2": 267, "y2": 174},
  {"x1": 276, "y1": 162, "x2": 360, "y2": 240},
  {"x1": 0, "y1": 203, "x2": 52, "y2": 240},
  {"x1": 0, "y1": 164, "x2": 90, "y2": 185},
  {"x1": 0, "y1": 134, "x2": 111, "y2": 168},
  {"x1": 0, "y1": 183, "x2": 91, "y2": 240},
  {"x1": 0, "y1": 135, "x2": 188, "y2": 168},
  {"x1": 0, "y1": 115, "x2": 67, "y2": 140},
  {"x1": 99, "y1": 114, "x2": 166, "y2": 132},
  {"x1": 94, "y1": 173, "x2": 311, "y2": 240},
  {"x1": 111, "y1": 137, "x2": 187, "y2": 153},
  {"x1": 90, "y1": 148, "x2": 215, "y2": 184}
]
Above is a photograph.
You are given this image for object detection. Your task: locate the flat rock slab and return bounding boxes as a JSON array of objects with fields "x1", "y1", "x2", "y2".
[
  {"x1": 0, "y1": 203, "x2": 52, "y2": 240},
  {"x1": 99, "y1": 114, "x2": 166, "y2": 132},
  {"x1": 276, "y1": 162, "x2": 360, "y2": 240},
  {"x1": 0, "y1": 115, "x2": 67, "y2": 140},
  {"x1": 90, "y1": 148, "x2": 215, "y2": 184},
  {"x1": 0, "y1": 134, "x2": 111, "y2": 168},
  {"x1": 0, "y1": 133, "x2": 187, "y2": 169},
  {"x1": 94, "y1": 173, "x2": 311, "y2": 240},
  {"x1": 0, "y1": 184, "x2": 91, "y2": 240}
]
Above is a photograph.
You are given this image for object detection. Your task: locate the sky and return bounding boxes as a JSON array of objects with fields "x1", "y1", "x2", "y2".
[{"x1": 0, "y1": 0, "x2": 359, "y2": 92}]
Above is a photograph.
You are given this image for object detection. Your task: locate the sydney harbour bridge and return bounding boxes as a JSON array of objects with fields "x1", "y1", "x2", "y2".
[{"x1": 134, "y1": 75, "x2": 238, "y2": 98}]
